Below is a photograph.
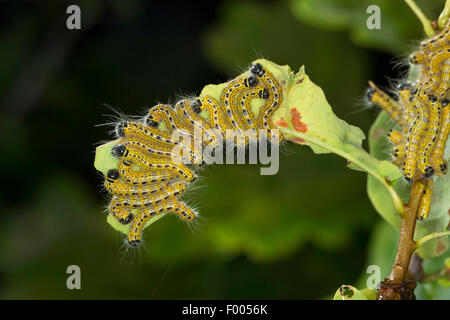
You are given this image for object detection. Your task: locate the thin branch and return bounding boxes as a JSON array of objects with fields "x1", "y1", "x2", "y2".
[
  {"x1": 404, "y1": 0, "x2": 435, "y2": 37},
  {"x1": 414, "y1": 231, "x2": 450, "y2": 250},
  {"x1": 438, "y1": 0, "x2": 450, "y2": 28},
  {"x1": 377, "y1": 179, "x2": 425, "y2": 300}
]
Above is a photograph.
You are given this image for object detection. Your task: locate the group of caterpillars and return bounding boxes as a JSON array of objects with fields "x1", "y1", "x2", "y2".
[
  {"x1": 104, "y1": 63, "x2": 284, "y2": 246},
  {"x1": 366, "y1": 20, "x2": 450, "y2": 221}
]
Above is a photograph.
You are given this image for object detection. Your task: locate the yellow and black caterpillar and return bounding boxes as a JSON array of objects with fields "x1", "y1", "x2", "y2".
[
  {"x1": 103, "y1": 63, "x2": 284, "y2": 246},
  {"x1": 366, "y1": 20, "x2": 450, "y2": 220}
]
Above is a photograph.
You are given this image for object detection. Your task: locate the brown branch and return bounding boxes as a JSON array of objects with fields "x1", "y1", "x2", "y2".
[{"x1": 377, "y1": 178, "x2": 426, "y2": 300}]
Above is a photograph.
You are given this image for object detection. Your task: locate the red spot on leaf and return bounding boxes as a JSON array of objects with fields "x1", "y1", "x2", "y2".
[
  {"x1": 296, "y1": 78, "x2": 304, "y2": 84},
  {"x1": 276, "y1": 118, "x2": 289, "y2": 128},
  {"x1": 289, "y1": 137, "x2": 305, "y2": 144},
  {"x1": 436, "y1": 238, "x2": 446, "y2": 255},
  {"x1": 290, "y1": 108, "x2": 308, "y2": 133}
]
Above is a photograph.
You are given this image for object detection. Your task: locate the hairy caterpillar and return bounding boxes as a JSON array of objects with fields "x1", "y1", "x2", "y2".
[
  {"x1": 417, "y1": 179, "x2": 434, "y2": 221},
  {"x1": 417, "y1": 95, "x2": 442, "y2": 177},
  {"x1": 431, "y1": 99, "x2": 450, "y2": 175},
  {"x1": 101, "y1": 62, "x2": 284, "y2": 246},
  {"x1": 402, "y1": 88, "x2": 429, "y2": 182},
  {"x1": 366, "y1": 21, "x2": 450, "y2": 221},
  {"x1": 366, "y1": 81, "x2": 402, "y2": 124},
  {"x1": 387, "y1": 129, "x2": 403, "y2": 145}
]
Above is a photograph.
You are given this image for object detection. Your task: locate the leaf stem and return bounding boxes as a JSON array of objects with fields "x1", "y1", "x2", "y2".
[
  {"x1": 404, "y1": 0, "x2": 435, "y2": 37},
  {"x1": 415, "y1": 231, "x2": 450, "y2": 250}
]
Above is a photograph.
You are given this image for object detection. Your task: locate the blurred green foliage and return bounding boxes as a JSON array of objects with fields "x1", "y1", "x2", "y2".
[{"x1": 0, "y1": 0, "x2": 448, "y2": 299}]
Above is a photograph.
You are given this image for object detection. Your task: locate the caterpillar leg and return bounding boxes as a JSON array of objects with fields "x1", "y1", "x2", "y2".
[
  {"x1": 111, "y1": 144, "x2": 196, "y2": 182},
  {"x1": 366, "y1": 81, "x2": 402, "y2": 124},
  {"x1": 127, "y1": 200, "x2": 197, "y2": 247},
  {"x1": 431, "y1": 99, "x2": 450, "y2": 175},
  {"x1": 417, "y1": 179, "x2": 434, "y2": 221}
]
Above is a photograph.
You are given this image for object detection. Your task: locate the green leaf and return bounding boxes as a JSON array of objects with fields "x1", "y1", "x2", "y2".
[
  {"x1": 333, "y1": 285, "x2": 367, "y2": 300},
  {"x1": 94, "y1": 59, "x2": 403, "y2": 243},
  {"x1": 94, "y1": 141, "x2": 168, "y2": 234},
  {"x1": 289, "y1": 0, "x2": 445, "y2": 54},
  {"x1": 268, "y1": 60, "x2": 403, "y2": 214}
]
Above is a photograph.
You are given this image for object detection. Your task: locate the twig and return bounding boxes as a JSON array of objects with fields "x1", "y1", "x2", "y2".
[
  {"x1": 377, "y1": 179, "x2": 426, "y2": 300},
  {"x1": 414, "y1": 231, "x2": 450, "y2": 250},
  {"x1": 404, "y1": 0, "x2": 435, "y2": 37},
  {"x1": 438, "y1": 0, "x2": 450, "y2": 28}
]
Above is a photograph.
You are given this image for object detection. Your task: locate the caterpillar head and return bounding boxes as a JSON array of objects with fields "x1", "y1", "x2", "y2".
[
  {"x1": 423, "y1": 166, "x2": 435, "y2": 178},
  {"x1": 107, "y1": 169, "x2": 120, "y2": 182},
  {"x1": 111, "y1": 144, "x2": 127, "y2": 158},
  {"x1": 118, "y1": 213, "x2": 134, "y2": 225},
  {"x1": 192, "y1": 99, "x2": 202, "y2": 113},
  {"x1": 144, "y1": 116, "x2": 159, "y2": 128},
  {"x1": 115, "y1": 121, "x2": 127, "y2": 138},
  {"x1": 365, "y1": 87, "x2": 376, "y2": 101},
  {"x1": 250, "y1": 63, "x2": 264, "y2": 77}
]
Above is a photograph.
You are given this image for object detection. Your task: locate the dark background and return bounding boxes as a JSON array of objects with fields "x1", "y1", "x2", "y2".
[{"x1": 0, "y1": 0, "x2": 441, "y2": 299}]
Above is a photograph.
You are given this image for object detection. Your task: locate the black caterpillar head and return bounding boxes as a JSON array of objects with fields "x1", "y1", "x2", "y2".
[
  {"x1": 365, "y1": 87, "x2": 376, "y2": 101},
  {"x1": 111, "y1": 144, "x2": 126, "y2": 157},
  {"x1": 128, "y1": 239, "x2": 140, "y2": 247},
  {"x1": 115, "y1": 122, "x2": 127, "y2": 138},
  {"x1": 250, "y1": 63, "x2": 264, "y2": 77},
  {"x1": 107, "y1": 169, "x2": 120, "y2": 181},
  {"x1": 119, "y1": 214, "x2": 134, "y2": 225},
  {"x1": 397, "y1": 83, "x2": 411, "y2": 91},
  {"x1": 145, "y1": 116, "x2": 159, "y2": 128},
  {"x1": 192, "y1": 99, "x2": 202, "y2": 113}
]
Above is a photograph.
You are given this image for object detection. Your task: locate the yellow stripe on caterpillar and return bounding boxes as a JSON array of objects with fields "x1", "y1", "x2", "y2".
[
  {"x1": 417, "y1": 179, "x2": 434, "y2": 221},
  {"x1": 118, "y1": 160, "x2": 177, "y2": 185},
  {"x1": 111, "y1": 144, "x2": 196, "y2": 182},
  {"x1": 431, "y1": 99, "x2": 450, "y2": 175},
  {"x1": 402, "y1": 87, "x2": 429, "y2": 182},
  {"x1": 367, "y1": 81, "x2": 402, "y2": 124},
  {"x1": 105, "y1": 169, "x2": 169, "y2": 198},
  {"x1": 417, "y1": 95, "x2": 441, "y2": 178},
  {"x1": 387, "y1": 129, "x2": 403, "y2": 144}
]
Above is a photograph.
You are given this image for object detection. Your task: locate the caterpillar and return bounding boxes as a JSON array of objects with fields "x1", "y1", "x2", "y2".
[
  {"x1": 366, "y1": 20, "x2": 450, "y2": 222},
  {"x1": 387, "y1": 129, "x2": 403, "y2": 145},
  {"x1": 402, "y1": 88, "x2": 429, "y2": 182},
  {"x1": 101, "y1": 62, "x2": 284, "y2": 246},
  {"x1": 417, "y1": 95, "x2": 442, "y2": 178},
  {"x1": 417, "y1": 179, "x2": 434, "y2": 221},
  {"x1": 431, "y1": 99, "x2": 450, "y2": 175},
  {"x1": 366, "y1": 81, "x2": 402, "y2": 124}
]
